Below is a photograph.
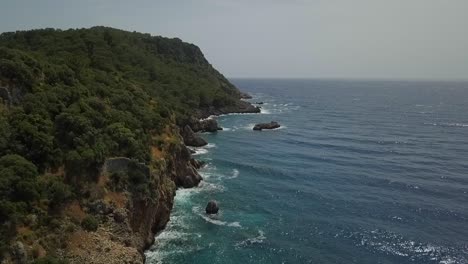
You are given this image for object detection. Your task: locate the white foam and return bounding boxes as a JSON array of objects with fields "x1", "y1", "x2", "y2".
[
  {"x1": 354, "y1": 229, "x2": 467, "y2": 263},
  {"x1": 218, "y1": 112, "x2": 260, "y2": 117},
  {"x1": 235, "y1": 230, "x2": 267, "y2": 247},
  {"x1": 424, "y1": 122, "x2": 468, "y2": 128},
  {"x1": 205, "y1": 143, "x2": 217, "y2": 148},
  {"x1": 245, "y1": 123, "x2": 256, "y2": 130},
  {"x1": 200, "y1": 115, "x2": 216, "y2": 121},
  {"x1": 260, "y1": 108, "x2": 271, "y2": 114},
  {"x1": 192, "y1": 206, "x2": 241, "y2": 228},
  {"x1": 226, "y1": 169, "x2": 239, "y2": 179},
  {"x1": 198, "y1": 181, "x2": 225, "y2": 192},
  {"x1": 192, "y1": 148, "x2": 208, "y2": 156},
  {"x1": 174, "y1": 187, "x2": 200, "y2": 203},
  {"x1": 191, "y1": 143, "x2": 216, "y2": 156}
]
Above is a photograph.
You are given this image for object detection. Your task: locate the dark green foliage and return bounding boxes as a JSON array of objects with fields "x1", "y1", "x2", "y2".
[
  {"x1": 108, "y1": 160, "x2": 154, "y2": 199},
  {"x1": 40, "y1": 176, "x2": 73, "y2": 208},
  {"x1": 81, "y1": 215, "x2": 98, "y2": 232},
  {"x1": 0, "y1": 26, "x2": 239, "y2": 173},
  {"x1": 0, "y1": 155, "x2": 40, "y2": 255}
]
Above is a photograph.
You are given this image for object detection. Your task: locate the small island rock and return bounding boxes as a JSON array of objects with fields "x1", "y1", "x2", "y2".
[
  {"x1": 253, "y1": 121, "x2": 281, "y2": 131},
  {"x1": 205, "y1": 200, "x2": 219, "y2": 214}
]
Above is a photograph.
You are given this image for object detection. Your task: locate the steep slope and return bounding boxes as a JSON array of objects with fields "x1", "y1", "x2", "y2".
[{"x1": 0, "y1": 27, "x2": 258, "y2": 263}]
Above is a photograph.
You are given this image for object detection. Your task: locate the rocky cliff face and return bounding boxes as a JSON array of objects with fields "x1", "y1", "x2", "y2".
[
  {"x1": 58, "y1": 127, "x2": 202, "y2": 264},
  {"x1": 0, "y1": 128, "x2": 201, "y2": 264}
]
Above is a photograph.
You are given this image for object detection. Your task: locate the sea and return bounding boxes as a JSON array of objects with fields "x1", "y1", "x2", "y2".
[{"x1": 145, "y1": 79, "x2": 468, "y2": 264}]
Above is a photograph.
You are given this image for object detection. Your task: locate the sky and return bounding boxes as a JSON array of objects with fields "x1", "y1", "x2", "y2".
[{"x1": 0, "y1": 0, "x2": 467, "y2": 79}]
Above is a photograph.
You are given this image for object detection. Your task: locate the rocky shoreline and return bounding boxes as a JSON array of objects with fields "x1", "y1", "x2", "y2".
[
  {"x1": 0, "y1": 90, "x2": 259, "y2": 264},
  {"x1": 135, "y1": 94, "x2": 261, "y2": 262}
]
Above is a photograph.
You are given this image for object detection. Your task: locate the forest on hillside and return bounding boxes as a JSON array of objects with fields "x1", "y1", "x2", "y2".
[{"x1": 0, "y1": 27, "x2": 241, "y2": 260}]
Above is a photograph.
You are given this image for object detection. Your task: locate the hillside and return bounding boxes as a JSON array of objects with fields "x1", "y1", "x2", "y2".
[{"x1": 0, "y1": 27, "x2": 258, "y2": 263}]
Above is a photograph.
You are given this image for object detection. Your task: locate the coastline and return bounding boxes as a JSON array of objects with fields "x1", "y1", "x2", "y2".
[{"x1": 144, "y1": 94, "x2": 260, "y2": 262}]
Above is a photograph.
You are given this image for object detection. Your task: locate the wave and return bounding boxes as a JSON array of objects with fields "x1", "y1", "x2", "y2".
[
  {"x1": 145, "y1": 209, "x2": 203, "y2": 263},
  {"x1": 192, "y1": 206, "x2": 241, "y2": 227},
  {"x1": 199, "y1": 115, "x2": 216, "y2": 121},
  {"x1": 218, "y1": 112, "x2": 261, "y2": 117},
  {"x1": 235, "y1": 230, "x2": 266, "y2": 248},
  {"x1": 191, "y1": 148, "x2": 208, "y2": 155},
  {"x1": 197, "y1": 181, "x2": 225, "y2": 192},
  {"x1": 205, "y1": 143, "x2": 217, "y2": 148},
  {"x1": 424, "y1": 122, "x2": 468, "y2": 128},
  {"x1": 190, "y1": 143, "x2": 217, "y2": 156},
  {"x1": 350, "y1": 229, "x2": 468, "y2": 263},
  {"x1": 224, "y1": 169, "x2": 239, "y2": 180}
]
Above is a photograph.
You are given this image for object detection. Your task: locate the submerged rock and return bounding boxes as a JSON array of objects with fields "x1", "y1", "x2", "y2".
[
  {"x1": 205, "y1": 200, "x2": 219, "y2": 214},
  {"x1": 253, "y1": 121, "x2": 281, "y2": 131}
]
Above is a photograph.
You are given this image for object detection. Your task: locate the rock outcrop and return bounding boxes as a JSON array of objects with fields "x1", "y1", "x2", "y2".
[
  {"x1": 166, "y1": 143, "x2": 203, "y2": 188},
  {"x1": 191, "y1": 118, "x2": 222, "y2": 133},
  {"x1": 205, "y1": 201, "x2": 219, "y2": 214},
  {"x1": 57, "y1": 127, "x2": 202, "y2": 264},
  {"x1": 253, "y1": 121, "x2": 281, "y2": 131},
  {"x1": 180, "y1": 125, "x2": 208, "y2": 147},
  {"x1": 197, "y1": 100, "x2": 260, "y2": 118}
]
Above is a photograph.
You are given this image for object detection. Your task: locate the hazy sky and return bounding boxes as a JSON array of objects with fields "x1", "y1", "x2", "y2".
[{"x1": 1, "y1": 0, "x2": 467, "y2": 79}]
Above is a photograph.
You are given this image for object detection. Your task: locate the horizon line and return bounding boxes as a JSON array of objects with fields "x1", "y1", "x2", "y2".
[{"x1": 228, "y1": 77, "x2": 468, "y2": 82}]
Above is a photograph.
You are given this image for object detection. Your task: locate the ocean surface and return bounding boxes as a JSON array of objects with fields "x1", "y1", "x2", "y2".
[{"x1": 145, "y1": 79, "x2": 468, "y2": 264}]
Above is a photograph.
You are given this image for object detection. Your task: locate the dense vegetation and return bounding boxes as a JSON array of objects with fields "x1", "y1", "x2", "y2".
[{"x1": 0, "y1": 26, "x2": 241, "y2": 260}]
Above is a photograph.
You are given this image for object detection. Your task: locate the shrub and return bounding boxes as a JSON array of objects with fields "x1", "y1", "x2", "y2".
[{"x1": 81, "y1": 215, "x2": 98, "y2": 232}]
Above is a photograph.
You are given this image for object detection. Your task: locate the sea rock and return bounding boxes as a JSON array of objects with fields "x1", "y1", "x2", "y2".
[
  {"x1": 181, "y1": 125, "x2": 208, "y2": 147},
  {"x1": 255, "y1": 102, "x2": 264, "y2": 105},
  {"x1": 205, "y1": 200, "x2": 219, "y2": 214},
  {"x1": 253, "y1": 121, "x2": 281, "y2": 131}
]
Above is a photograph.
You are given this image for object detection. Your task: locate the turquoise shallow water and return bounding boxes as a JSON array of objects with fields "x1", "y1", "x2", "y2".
[{"x1": 146, "y1": 79, "x2": 468, "y2": 264}]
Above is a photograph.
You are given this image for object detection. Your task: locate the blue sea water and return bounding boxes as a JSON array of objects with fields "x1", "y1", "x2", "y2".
[{"x1": 145, "y1": 79, "x2": 468, "y2": 264}]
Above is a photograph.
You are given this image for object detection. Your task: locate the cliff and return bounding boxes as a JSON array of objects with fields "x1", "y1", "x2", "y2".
[{"x1": 0, "y1": 27, "x2": 257, "y2": 263}]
